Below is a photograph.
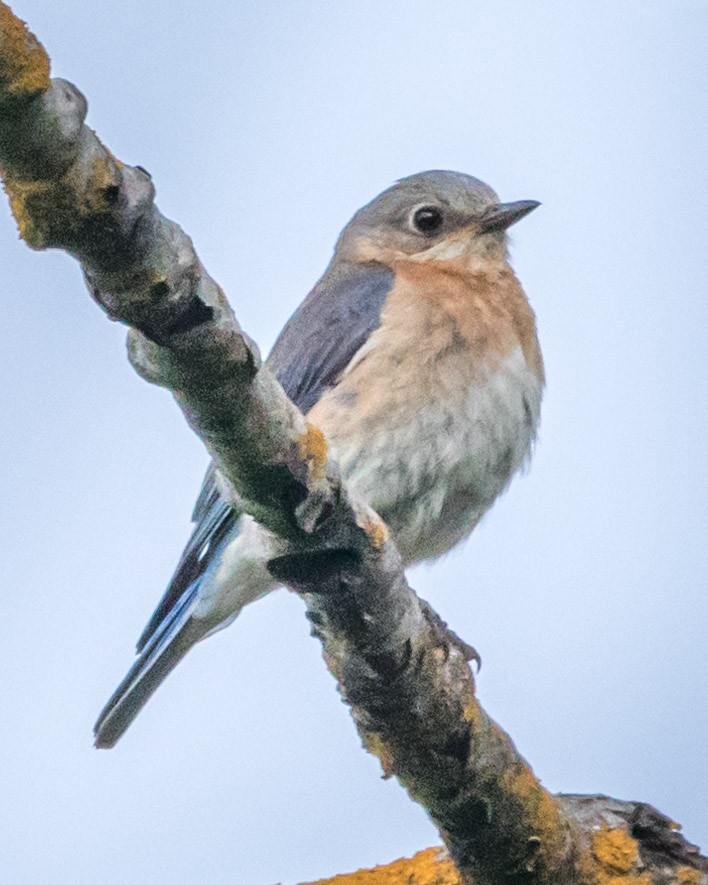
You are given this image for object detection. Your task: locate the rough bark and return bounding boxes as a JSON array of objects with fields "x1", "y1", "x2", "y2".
[{"x1": 0, "y1": 6, "x2": 705, "y2": 884}]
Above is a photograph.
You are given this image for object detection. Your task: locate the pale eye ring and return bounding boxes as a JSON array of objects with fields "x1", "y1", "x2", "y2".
[{"x1": 411, "y1": 205, "x2": 444, "y2": 235}]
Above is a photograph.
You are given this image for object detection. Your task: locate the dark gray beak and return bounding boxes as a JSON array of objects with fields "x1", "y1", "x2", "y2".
[{"x1": 479, "y1": 199, "x2": 540, "y2": 233}]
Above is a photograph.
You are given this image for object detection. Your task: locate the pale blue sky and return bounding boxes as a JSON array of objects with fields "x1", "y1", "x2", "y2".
[{"x1": 1, "y1": 2, "x2": 706, "y2": 883}]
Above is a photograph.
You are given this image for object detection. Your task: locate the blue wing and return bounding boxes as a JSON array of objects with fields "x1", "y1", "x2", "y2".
[
  {"x1": 267, "y1": 260, "x2": 394, "y2": 412},
  {"x1": 134, "y1": 260, "x2": 393, "y2": 653}
]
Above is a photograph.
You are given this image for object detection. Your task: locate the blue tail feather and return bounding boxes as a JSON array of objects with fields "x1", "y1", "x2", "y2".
[{"x1": 94, "y1": 583, "x2": 206, "y2": 749}]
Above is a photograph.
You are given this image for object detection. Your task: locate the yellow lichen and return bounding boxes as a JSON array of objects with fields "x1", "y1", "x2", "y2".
[
  {"x1": 301, "y1": 847, "x2": 460, "y2": 885},
  {"x1": 298, "y1": 422, "x2": 328, "y2": 483},
  {"x1": 0, "y1": 3, "x2": 50, "y2": 101}
]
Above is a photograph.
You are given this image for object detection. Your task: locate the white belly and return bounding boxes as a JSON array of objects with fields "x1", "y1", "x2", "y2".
[{"x1": 313, "y1": 345, "x2": 542, "y2": 564}]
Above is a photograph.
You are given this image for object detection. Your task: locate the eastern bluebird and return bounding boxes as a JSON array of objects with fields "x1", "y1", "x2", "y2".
[{"x1": 94, "y1": 170, "x2": 544, "y2": 748}]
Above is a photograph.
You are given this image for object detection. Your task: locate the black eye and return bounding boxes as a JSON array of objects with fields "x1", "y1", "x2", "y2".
[{"x1": 412, "y1": 206, "x2": 444, "y2": 235}]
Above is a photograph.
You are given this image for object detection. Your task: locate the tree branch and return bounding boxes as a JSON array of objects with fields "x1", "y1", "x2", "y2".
[
  {"x1": 1, "y1": 6, "x2": 705, "y2": 883},
  {"x1": 301, "y1": 799, "x2": 708, "y2": 885}
]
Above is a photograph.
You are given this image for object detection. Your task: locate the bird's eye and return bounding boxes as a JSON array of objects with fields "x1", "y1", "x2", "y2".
[{"x1": 412, "y1": 206, "x2": 444, "y2": 235}]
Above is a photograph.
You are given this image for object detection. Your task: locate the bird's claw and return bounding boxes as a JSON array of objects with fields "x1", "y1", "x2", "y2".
[{"x1": 419, "y1": 598, "x2": 481, "y2": 671}]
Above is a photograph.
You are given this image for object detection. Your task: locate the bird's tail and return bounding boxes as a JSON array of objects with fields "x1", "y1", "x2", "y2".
[{"x1": 93, "y1": 587, "x2": 208, "y2": 749}]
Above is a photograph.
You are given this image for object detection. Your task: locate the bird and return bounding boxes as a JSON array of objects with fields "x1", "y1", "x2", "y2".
[{"x1": 94, "y1": 170, "x2": 544, "y2": 748}]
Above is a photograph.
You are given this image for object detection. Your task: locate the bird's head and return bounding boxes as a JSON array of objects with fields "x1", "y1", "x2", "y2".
[{"x1": 336, "y1": 170, "x2": 539, "y2": 266}]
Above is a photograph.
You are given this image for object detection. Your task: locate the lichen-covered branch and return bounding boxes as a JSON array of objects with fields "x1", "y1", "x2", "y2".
[
  {"x1": 1, "y1": 6, "x2": 705, "y2": 884},
  {"x1": 301, "y1": 799, "x2": 708, "y2": 885}
]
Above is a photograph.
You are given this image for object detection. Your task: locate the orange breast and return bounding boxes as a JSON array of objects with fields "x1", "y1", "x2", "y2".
[{"x1": 388, "y1": 257, "x2": 544, "y2": 383}]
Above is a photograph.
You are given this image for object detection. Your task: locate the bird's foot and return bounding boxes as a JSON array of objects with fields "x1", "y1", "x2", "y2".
[{"x1": 419, "y1": 598, "x2": 481, "y2": 671}]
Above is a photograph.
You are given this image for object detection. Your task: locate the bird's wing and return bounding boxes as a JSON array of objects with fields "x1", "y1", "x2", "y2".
[
  {"x1": 134, "y1": 260, "x2": 394, "y2": 652},
  {"x1": 266, "y1": 260, "x2": 394, "y2": 411}
]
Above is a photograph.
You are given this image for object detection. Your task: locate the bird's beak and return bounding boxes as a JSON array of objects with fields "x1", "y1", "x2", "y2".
[{"x1": 478, "y1": 200, "x2": 540, "y2": 233}]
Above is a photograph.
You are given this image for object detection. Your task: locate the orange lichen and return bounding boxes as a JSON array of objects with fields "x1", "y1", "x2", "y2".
[
  {"x1": 298, "y1": 421, "x2": 328, "y2": 482},
  {"x1": 675, "y1": 867, "x2": 703, "y2": 885},
  {"x1": 4, "y1": 176, "x2": 55, "y2": 245},
  {"x1": 302, "y1": 847, "x2": 460, "y2": 885},
  {"x1": 501, "y1": 763, "x2": 569, "y2": 858},
  {"x1": 592, "y1": 827, "x2": 639, "y2": 875},
  {"x1": 586, "y1": 826, "x2": 653, "y2": 885},
  {"x1": 85, "y1": 152, "x2": 122, "y2": 211},
  {"x1": 4, "y1": 170, "x2": 92, "y2": 248},
  {"x1": 4, "y1": 148, "x2": 122, "y2": 247},
  {"x1": 461, "y1": 699, "x2": 482, "y2": 729},
  {"x1": 590, "y1": 871, "x2": 651, "y2": 885},
  {"x1": 356, "y1": 511, "x2": 389, "y2": 550},
  {"x1": 0, "y1": 3, "x2": 50, "y2": 101}
]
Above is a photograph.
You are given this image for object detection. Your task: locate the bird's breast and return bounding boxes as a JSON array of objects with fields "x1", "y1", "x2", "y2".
[{"x1": 307, "y1": 258, "x2": 544, "y2": 563}]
